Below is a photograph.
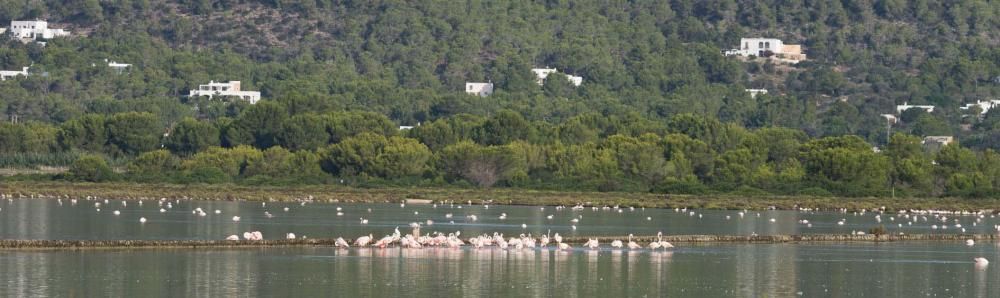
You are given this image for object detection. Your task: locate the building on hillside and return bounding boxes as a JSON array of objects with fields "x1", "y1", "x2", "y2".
[
  {"x1": 188, "y1": 81, "x2": 261, "y2": 104},
  {"x1": 724, "y1": 38, "x2": 806, "y2": 63},
  {"x1": 7, "y1": 20, "x2": 69, "y2": 40},
  {"x1": 880, "y1": 114, "x2": 897, "y2": 125},
  {"x1": 896, "y1": 102, "x2": 935, "y2": 114},
  {"x1": 959, "y1": 100, "x2": 1000, "y2": 116},
  {"x1": 465, "y1": 82, "x2": 493, "y2": 97},
  {"x1": 0, "y1": 67, "x2": 29, "y2": 81},
  {"x1": 531, "y1": 68, "x2": 583, "y2": 87},
  {"x1": 922, "y1": 136, "x2": 954, "y2": 152},
  {"x1": 745, "y1": 89, "x2": 768, "y2": 98},
  {"x1": 531, "y1": 68, "x2": 558, "y2": 85},
  {"x1": 107, "y1": 60, "x2": 131, "y2": 73},
  {"x1": 566, "y1": 75, "x2": 583, "y2": 86},
  {"x1": 399, "y1": 126, "x2": 414, "y2": 130}
]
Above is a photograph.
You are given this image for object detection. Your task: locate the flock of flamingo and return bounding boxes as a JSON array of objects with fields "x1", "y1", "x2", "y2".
[{"x1": 0, "y1": 193, "x2": 994, "y2": 266}]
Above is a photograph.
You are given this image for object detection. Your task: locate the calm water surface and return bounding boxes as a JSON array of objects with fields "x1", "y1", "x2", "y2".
[
  {"x1": 1, "y1": 199, "x2": 996, "y2": 296},
  {"x1": 0, "y1": 199, "x2": 994, "y2": 240},
  {"x1": 0, "y1": 243, "x2": 997, "y2": 297}
]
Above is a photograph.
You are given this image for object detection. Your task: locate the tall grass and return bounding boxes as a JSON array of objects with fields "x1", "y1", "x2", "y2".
[{"x1": 0, "y1": 151, "x2": 132, "y2": 169}]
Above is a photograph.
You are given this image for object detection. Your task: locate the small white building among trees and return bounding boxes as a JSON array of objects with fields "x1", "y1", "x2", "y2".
[
  {"x1": 465, "y1": 82, "x2": 494, "y2": 97},
  {"x1": 4, "y1": 20, "x2": 70, "y2": 40},
  {"x1": 189, "y1": 81, "x2": 261, "y2": 104}
]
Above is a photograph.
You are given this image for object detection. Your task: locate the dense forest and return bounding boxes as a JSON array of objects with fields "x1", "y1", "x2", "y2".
[{"x1": 0, "y1": 0, "x2": 999, "y2": 197}]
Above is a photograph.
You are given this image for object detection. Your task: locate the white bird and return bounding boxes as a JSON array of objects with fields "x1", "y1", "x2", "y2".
[
  {"x1": 627, "y1": 235, "x2": 641, "y2": 250},
  {"x1": 215, "y1": 210, "x2": 221, "y2": 214},
  {"x1": 585, "y1": 238, "x2": 599, "y2": 249},
  {"x1": 284, "y1": 207, "x2": 290, "y2": 212},
  {"x1": 356, "y1": 234, "x2": 373, "y2": 246},
  {"x1": 225, "y1": 235, "x2": 239, "y2": 241},
  {"x1": 335, "y1": 237, "x2": 349, "y2": 248},
  {"x1": 139, "y1": 217, "x2": 147, "y2": 223},
  {"x1": 232, "y1": 216, "x2": 241, "y2": 222},
  {"x1": 967, "y1": 239, "x2": 975, "y2": 246},
  {"x1": 558, "y1": 243, "x2": 571, "y2": 250},
  {"x1": 113, "y1": 210, "x2": 121, "y2": 215},
  {"x1": 159, "y1": 208, "x2": 166, "y2": 213},
  {"x1": 553, "y1": 233, "x2": 563, "y2": 244},
  {"x1": 611, "y1": 240, "x2": 623, "y2": 249},
  {"x1": 547, "y1": 215, "x2": 554, "y2": 220},
  {"x1": 521, "y1": 223, "x2": 527, "y2": 229},
  {"x1": 286, "y1": 233, "x2": 296, "y2": 240},
  {"x1": 974, "y1": 257, "x2": 989, "y2": 266}
]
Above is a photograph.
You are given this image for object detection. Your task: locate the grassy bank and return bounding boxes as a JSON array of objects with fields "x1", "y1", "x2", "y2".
[{"x1": 0, "y1": 181, "x2": 997, "y2": 211}]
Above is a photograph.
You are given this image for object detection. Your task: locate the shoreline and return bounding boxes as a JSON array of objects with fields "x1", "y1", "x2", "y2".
[
  {"x1": 0, "y1": 234, "x2": 992, "y2": 250},
  {"x1": 0, "y1": 181, "x2": 997, "y2": 212}
]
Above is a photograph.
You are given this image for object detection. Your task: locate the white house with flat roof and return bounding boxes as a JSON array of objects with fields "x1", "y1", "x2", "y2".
[
  {"x1": 107, "y1": 60, "x2": 131, "y2": 72},
  {"x1": 189, "y1": 81, "x2": 261, "y2": 104},
  {"x1": 0, "y1": 67, "x2": 29, "y2": 80},
  {"x1": 725, "y1": 38, "x2": 806, "y2": 63},
  {"x1": 531, "y1": 68, "x2": 583, "y2": 86},
  {"x1": 960, "y1": 100, "x2": 1000, "y2": 116},
  {"x1": 7, "y1": 20, "x2": 69, "y2": 40},
  {"x1": 465, "y1": 82, "x2": 493, "y2": 97},
  {"x1": 896, "y1": 102, "x2": 935, "y2": 114},
  {"x1": 745, "y1": 89, "x2": 768, "y2": 98}
]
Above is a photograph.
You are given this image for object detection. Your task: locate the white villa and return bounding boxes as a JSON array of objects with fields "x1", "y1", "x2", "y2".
[
  {"x1": 465, "y1": 82, "x2": 494, "y2": 97},
  {"x1": 724, "y1": 38, "x2": 806, "y2": 64},
  {"x1": 745, "y1": 89, "x2": 768, "y2": 98},
  {"x1": 960, "y1": 100, "x2": 1000, "y2": 116},
  {"x1": 531, "y1": 68, "x2": 583, "y2": 87},
  {"x1": 189, "y1": 81, "x2": 261, "y2": 104},
  {"x1": 896, "y1": 103, "x2": 935, "y2": 114},
  {"x1": 4, "y1": 20, "x2": 69, "y2": 40},
  {"x1": 0, "y1": 67, "x2": 29, "y2": 80}
]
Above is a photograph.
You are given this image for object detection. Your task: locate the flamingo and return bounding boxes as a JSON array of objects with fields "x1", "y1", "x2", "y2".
[
  {"x1": 356, "y1": 234, "x2": 373, "y2": 246},
  {"x1": 558, "y1": 243, "x2": 571, "y2": 250},
  {"x1": 585, "y1": 238, "x2": 599, "y2": 249},
  {"x1": 627, "y1": 234, "x2": 641, "y2": 249},
  {"x1": 553, "y1": 233, "x2": 563, "y2": 244},
  {"x1": 225, "y1": 235, "x2": 240, "y2": 241},
  {"x1": 611, "y1": 240, "x2": 623, "y2": 249},
  {"x1": 656, "y1": 232, "x2": 674, "y2": 249}
]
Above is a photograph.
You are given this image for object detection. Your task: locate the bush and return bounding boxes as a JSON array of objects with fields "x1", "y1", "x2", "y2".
[{"x1": 68, "y1": 154, "x2": 116, "y2": 182}]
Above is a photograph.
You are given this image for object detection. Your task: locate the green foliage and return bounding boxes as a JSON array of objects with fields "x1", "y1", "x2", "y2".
[
  {"x1": 322, "y1": 133, "x2": 431, "y2": 179},
  {"x1": 0, "y1": 1, "x2": 998, "y2": 197},
  {"x1": 68, "y1": 154, "x2": 115, "y2": 182},
  {"x1": 106, "y1": 112, "x2": 161, "y2": 156},
  {"x1": 165, "y1": 118, "x2": 220, "y2": 156}
]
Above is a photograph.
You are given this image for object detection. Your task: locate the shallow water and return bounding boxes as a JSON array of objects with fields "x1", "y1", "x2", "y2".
[
  {"x1": 0, "y1": 242, "x2": 996, "y2": 297},
  {"x1": 0, "y1": 199, "x2": 994, "y2": 240}
]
